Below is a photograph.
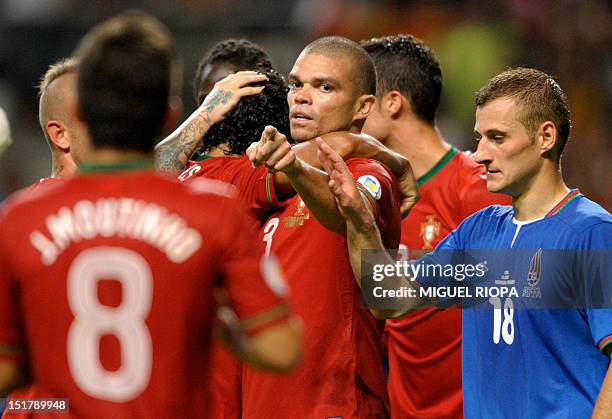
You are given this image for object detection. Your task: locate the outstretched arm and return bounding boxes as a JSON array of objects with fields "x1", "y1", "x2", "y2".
[
  {"x1": 350, "y1": 135, "x2": 419, "y2": 218},
  {"x1": 292, "y1": 132, "x2": 419, "y2": 217},
  {"x1": 155, "y1": 71, "x2": 267, "y2": 172},
  {"x1": 316, "y1": 138, "x2": 430, "y2": 318},
  {"x1": 248, "y1": 126, "x2": 349, "y2": 233}
]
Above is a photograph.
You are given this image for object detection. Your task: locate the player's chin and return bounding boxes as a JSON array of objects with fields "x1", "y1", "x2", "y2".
[
  {"x1": 290, "y1": 125, "x2": 317, "y2": 143},
  {"x1": 485, "y1": 179, "x2": 505, "y2": 194}
]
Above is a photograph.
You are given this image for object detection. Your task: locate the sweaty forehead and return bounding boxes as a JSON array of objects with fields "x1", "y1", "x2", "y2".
[
  {"x1": 290, "y1": 52, "x2": 353, "y2": 84},
  {"x1": 475, "y1": 96, "x2": 522, "y2": 131}
]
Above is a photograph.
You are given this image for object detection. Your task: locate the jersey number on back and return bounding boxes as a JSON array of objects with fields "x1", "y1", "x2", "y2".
[{"x1": 67, "y1": 247, "x2": 153, "y2": 402}]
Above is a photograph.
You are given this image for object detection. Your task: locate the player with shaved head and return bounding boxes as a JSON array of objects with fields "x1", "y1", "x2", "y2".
[
  {"x1": 32, "y1": 58, "x2": 89, "y2": 188},
  {"x1": 286, "y1": 36, "x2": 376, "y2": 144},
  {"x1": 243, "y1": 35, "x2": 406, "y2": 419}
]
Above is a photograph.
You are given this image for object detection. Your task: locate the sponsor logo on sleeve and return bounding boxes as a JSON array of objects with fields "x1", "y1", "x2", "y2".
[{"x1": 357, "y1": 175, "x2": 382, "y2": 200}]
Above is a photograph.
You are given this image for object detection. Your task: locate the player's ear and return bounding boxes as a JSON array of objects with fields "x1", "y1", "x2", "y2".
[
  {"x1": 384, "y1": 91, "x2": 403, "y2": 118},
  {"x1": 46, "y1": 120, "x2": 70, "y2": 150},
  {"x1": 538, "y1": 121, "x2": 557, "y2": 157},
  {"x1": 161, "y1": 95, "x2": 183, "y2": 133},
  {"x1": 353, "y1": 94, "x2": 376, "y2": 123}
]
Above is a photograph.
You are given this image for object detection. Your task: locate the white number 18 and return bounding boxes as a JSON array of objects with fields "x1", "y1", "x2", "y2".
[{"x1": 489, "y1": 296, "x2": 514, "y2": 345}]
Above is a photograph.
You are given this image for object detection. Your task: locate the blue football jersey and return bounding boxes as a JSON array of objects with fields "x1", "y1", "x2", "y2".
[{"x1": 415, "y1": 190, "x2": 612, "y2": 418}]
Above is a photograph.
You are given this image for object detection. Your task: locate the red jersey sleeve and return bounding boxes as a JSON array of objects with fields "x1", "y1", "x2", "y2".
[
  {"x1": 180, "y1": 157, "x2": 280, "y2": 222},
  {"x1": 346, "y1": 158, "x2": 402, "y2": 250},
  {"x1": 216, "y1": 201, "x2": 290, "y2": 334},
  {"x1": 457, "y1": 163, "x2": 511, "y2": 219},
  {"x1": 230, "y1": 164, "x2": 279, "y2": 212},
  {"x1": 0, "y1": 205, "x2": 24, "y2": 362}
]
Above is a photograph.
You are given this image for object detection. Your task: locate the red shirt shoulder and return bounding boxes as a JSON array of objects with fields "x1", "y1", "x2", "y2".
[
  {"x1": 346, "y1": 157, "x2": 402, "y2": 249},
  {"x1": 28, "y1": 177, "x2": 64, "y2": 193},
  {"x1": 5, "y1": 177, "x2": 65, "y2": 202},
  {"x1": 401, "y1": 150, "x2": 510, "y2": 252},
  {"x1": 178, "y1": 156, "x2": 278, "y2": 222}
]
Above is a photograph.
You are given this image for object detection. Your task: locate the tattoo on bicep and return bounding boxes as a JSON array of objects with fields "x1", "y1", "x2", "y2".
[{"x1": 155, "y1": 89, "x2": 230, "y2": 171}]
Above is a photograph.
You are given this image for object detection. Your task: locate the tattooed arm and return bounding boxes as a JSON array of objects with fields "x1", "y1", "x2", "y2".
[
  {"x1": 155, "y1": 71, "x2": 267, "y2": 173},
  {"x1": 155, "y1": 103, "x2": 214, "y2": 172}
]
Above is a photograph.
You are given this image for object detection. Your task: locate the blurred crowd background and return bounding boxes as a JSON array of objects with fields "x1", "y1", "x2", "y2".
[{"x1": 0, "y1": 0, "x2": 609, "y2": 208}]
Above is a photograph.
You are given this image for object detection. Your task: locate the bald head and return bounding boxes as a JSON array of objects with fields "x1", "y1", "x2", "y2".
[{"x1": 302, "y1": 36, "x2": 376, "y2": 97}]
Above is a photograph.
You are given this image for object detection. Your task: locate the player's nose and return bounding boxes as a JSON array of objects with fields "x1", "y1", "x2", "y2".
[
  {"x1": 474, "y1": 139, "x2": 493, "y2": 165},
  {"x1": 291, "y1": 85, "x2": 312, "y2": 105}
]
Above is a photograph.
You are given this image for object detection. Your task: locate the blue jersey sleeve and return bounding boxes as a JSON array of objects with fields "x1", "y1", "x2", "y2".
[
  {"x1": 409, "y1": 227, "x2": 463, "y2": 308},
  {"x1": 580, "y1": 222, "x2": 612, "y2": 353}
]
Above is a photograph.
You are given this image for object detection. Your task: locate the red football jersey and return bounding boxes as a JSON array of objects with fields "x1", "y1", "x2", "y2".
[
  {"x1": 0, "y1": 168, "x2": 288, "y2": 419},
  {"x1": 12, "y1": 177, "x2": 65, "y2": 198},
  {"x1": 386, "y1": 148, "x2": 511, "y2": 419},
  {"x1": 180, "y1": 156, "x2": 281, "y2": 419},
  {"x1": 179, "y1": 156, "x2": 279, "y2": 224},
  {"x1": 179, "y1": 155, "x2": 284, "y2": 419},
  {"x1": 243, "y1": 158, "x2": 401, "y2": 419}
]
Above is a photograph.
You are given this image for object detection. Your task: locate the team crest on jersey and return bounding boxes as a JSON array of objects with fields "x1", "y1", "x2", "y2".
[
  {"x1": 420, "y1": 215, "x2": 441, "y2": 249},
  {"x1": 522, "y1": 248, "x2": 542, "y2": 299},
  {"x1": 357, "y1": 175, "x2": 382, "y2": 200},
  {"x1": 284, "y1": 198, "x2": 310, "y2": 227}
]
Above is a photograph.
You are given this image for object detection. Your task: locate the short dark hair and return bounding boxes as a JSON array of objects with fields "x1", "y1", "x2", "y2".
[
  {"x1": 475, "y1": 67, "x2": 571, "y2": 162},
  {"x1": 303, "y1": 36, "x2": 376, "y2": 97},
  {"x1": 193, "y1": 39, "x2": 273, "y2": 104},
  {"x1": 193, "y1": 69, "x2": 290, "y2": 157},
  {"x1": 361, "y1": 35, "x2": 441, "y2": 124},
  {"x1": 74, "y1": 11, "x2": 179, "y2": 152}
]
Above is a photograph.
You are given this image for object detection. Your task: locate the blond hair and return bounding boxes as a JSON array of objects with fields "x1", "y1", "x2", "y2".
[{"x1": 38, "y1": 57, "x2": 79, "y2": 98}]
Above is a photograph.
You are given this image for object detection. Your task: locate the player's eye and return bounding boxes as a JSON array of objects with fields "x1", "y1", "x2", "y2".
[
  {"x1": 288, "y1": 81, "x2": 302, "y2": 89},
  {"x1": 321, "y1": 84, "x2": 333, "y2": 92}
]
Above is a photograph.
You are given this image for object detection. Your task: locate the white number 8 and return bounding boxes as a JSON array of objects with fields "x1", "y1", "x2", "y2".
[{"x1": 67, "y1": 247, "x2": 153, "y2": 402}]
